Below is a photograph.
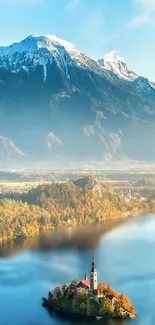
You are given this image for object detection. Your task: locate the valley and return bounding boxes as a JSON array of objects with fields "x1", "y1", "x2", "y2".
[{"x1": 1, "y1": 167, "x2": 155, "y2": 196}]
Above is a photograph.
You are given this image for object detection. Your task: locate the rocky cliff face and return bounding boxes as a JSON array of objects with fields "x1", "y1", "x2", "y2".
[{"x1": 0, "y1": 34, "x2": 155, "y2": 166}]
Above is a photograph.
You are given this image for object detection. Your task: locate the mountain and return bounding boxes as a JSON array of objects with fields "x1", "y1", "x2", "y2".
[
  {"x1": 98, "y1": 51, "x2": 138, "y2": 81},
  {"x1": 0, "y1": 34, "x2": 155, "y2": 167},
  {"x1": 0, "y1": 137, "x2": 25, "y2": 166}
]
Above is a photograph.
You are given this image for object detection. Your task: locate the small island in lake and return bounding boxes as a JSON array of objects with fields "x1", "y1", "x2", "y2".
[{"x1": 42, "y1": 257, "x2": 136, "y2": 320}]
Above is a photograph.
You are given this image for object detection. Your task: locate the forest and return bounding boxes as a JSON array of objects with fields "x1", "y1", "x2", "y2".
[{"x1": 0, "y1": 177, "x2": 154, "y2": 244}]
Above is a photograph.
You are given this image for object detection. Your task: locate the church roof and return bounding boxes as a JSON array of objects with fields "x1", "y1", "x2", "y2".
[{"x1": 76, "y1": 279, "x2": 90, "y2": 288}]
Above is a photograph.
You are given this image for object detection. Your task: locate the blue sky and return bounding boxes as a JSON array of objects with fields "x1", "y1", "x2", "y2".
[{"x1": 0, "y1": 0, "x2": 154, "y2": 80}]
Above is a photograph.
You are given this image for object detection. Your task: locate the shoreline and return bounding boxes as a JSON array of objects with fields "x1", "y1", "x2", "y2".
[
  {"x1": 0, "y1": 210, "x2": 147, "y2": 256},
  {"x1": 43, "y1": 307, "x2": 135, "y2": 322}
]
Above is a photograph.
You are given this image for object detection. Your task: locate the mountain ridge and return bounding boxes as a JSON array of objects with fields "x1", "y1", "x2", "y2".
[
  {"x1": 0, "y1": 34, "x2": 155, "y2": 167},
  {"x1": 0, "y1": 35, "x2": 154, "y2": 83}
]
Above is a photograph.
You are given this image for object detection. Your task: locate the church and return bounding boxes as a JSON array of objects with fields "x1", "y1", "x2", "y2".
[{"x1": 76, "y1": 257, "x2": 98, "y2": 293}]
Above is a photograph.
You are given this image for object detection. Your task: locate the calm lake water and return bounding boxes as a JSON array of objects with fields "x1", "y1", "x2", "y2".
[{"x1": 0, "y1": 214, "x2": 155, "y2": 325}]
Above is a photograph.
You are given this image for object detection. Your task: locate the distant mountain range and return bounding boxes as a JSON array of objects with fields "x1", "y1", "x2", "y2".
[{"x1": 0, "y1": 34, "x2": 155, "y2": 167}]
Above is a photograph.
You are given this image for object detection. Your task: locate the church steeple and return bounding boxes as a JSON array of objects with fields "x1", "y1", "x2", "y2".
[
  {"x1": 90, "y1": 256, "x2": 97, "y2": 290},
  {"x1": 91, "y1": 256, "x2": 96, "y2": 272}
]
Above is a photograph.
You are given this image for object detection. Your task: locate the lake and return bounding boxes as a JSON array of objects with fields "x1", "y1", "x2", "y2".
[{"x1": 0, "y1": 214, "x2": 155, "y2": 325}]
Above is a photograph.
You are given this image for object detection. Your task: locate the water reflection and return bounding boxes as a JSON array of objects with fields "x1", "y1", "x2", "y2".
[
  {"x1": 0, "y1": 215, "x2": 155, "y2": 325},
  {"x1": 0, "y1": 213, "x2": 147, "y2": 258}
]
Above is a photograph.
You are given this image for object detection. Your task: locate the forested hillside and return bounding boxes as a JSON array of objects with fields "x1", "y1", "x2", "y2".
[
  {"x1": 0, "y1": 178, "x2": 150, "y2": 244},
  {"x1": 24, "y1": 180, "x2": 125, "y2": 215}
]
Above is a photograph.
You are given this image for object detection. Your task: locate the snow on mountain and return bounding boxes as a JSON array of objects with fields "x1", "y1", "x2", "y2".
[
  {"x1": 0, "y1": 34, "x2": 155, "y2": 164},
  {"x1": 0, "y1": 34, "x2": 77, "y2": 56},
  {"x1": 0, "y1": 35, "x2": 153, "y2": 88},
  {"x1": 0, "y1": 35, "x2": 100, "y2": 81},
  {"x1": 133, "y1": 77, "x2": 154, "y2": 95},
  {"x1": 98, "y1": 50, "x2": 138, "y2": 81},
  {"x1": 0, "y1": 136, "x2": 26, "y2": 158},
  {"x1": 0, "y1": 35, "x2": 75, "y2": 81},
  {"x1": 98, "y1": 50, "x2": 155, "y2": 93},
  {"x1": 150, "y1": 81, "x2": 155, "y2": 89},
  {"x1": 47, "y1": 132, "x2": 63, "y2": 148}
]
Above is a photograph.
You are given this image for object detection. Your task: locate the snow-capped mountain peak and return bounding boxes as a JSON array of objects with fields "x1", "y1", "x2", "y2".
[
  {"x1": 0, "y1": 34, "x2": 155, "y2": 165},
  {"x1": 0, "y1": 35, "x2": 152, "y2": 89},
  {"x1": 98, "y1": 50, "x2": 138, "y2": 81},
  {"x1": 32, "y1": 34, "x2": 76, "y2": 52},
  {"x1": 104, "y1": 50, "x2": 125, "y2": 64},
  {"x1": 0, "y1": 34, "x2": 82, "y2": 81},
  {"x1": 0, "y1": 34, "x2": 77, "y2": 56},
  {"x1": 0, "y1": 34, "x2": 100, "y2": 81}
]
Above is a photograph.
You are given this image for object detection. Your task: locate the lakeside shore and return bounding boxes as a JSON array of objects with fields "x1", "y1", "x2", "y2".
[{"x1": 0, "y1": 210, "x2": 146, "y2": 257}]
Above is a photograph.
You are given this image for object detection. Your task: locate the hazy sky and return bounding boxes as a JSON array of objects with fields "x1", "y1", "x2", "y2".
[{"x1": 0, "y1": 0, "x2": 154, "y2": 80}]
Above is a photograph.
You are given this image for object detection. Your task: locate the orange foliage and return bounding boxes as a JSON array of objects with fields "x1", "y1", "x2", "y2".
[{"x1": 97, "y1": 282, "x2": 118, "y2": 297}]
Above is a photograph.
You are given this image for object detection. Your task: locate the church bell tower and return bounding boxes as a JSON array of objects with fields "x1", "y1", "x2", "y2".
[{"x1": 90, "y1": 256, "x2": 97, "y2": 290}]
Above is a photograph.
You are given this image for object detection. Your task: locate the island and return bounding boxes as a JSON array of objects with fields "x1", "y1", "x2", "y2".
[{"x1": 42, "y1": 257, "x2": 136, "y2": 320}]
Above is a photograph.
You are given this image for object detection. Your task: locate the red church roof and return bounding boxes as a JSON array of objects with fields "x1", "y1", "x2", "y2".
[{"x1": 77, "y1": 279, "x2": 90, "y2": 288}]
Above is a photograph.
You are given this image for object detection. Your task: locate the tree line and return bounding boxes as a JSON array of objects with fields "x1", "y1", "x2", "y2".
[{"x1": 0, "y1": 178, "x2": 154, "y2": 244}]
